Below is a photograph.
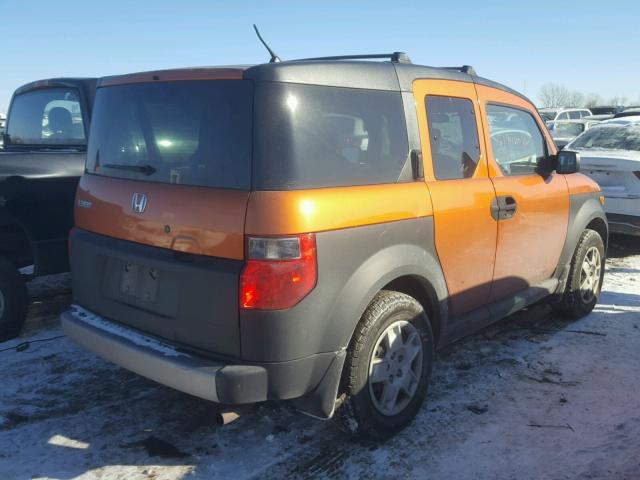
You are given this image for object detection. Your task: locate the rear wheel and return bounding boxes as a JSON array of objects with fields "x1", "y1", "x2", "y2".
[
  {"x1": 336, "y1": 291, "x2": 433, "y2": 439},
  {"x1": 0, "y1": 257, "x2": 28, "y2": 342},
  {"x1": 553, "y1": 229, "x2": 605, "y2": 319}
]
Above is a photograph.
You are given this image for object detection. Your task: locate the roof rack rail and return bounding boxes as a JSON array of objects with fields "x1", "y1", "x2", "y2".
[
  {"x1": 293, "y1": 52, "x2": 412, "y2": 64},
  {"x1": 442, "y1": 65, "x2": 478, "y2": 76}
]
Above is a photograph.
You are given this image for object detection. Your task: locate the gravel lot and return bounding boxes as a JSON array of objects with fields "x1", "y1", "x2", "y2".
[{"x1": 1, "y1": 236, "x2": 639, "y2": 480}]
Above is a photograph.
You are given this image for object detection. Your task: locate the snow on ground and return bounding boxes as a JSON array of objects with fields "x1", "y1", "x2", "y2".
[{"x1": 1, "y1": 236, "x2": 639, "y2": 480}]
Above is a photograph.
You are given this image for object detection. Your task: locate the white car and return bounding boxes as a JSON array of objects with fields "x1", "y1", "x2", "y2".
[
  {"x1": 566, "y1": 116, "x2": 640, "y2": 236},
  {"x1": 550, "y1": 119, "x2": 600, "y2": 149},
  {"x1": 0, "y1": 113, "x2": 6, "y2": 148},
  {"x1": 539, "y1": 108, "x2": 593, "y2": 127}
]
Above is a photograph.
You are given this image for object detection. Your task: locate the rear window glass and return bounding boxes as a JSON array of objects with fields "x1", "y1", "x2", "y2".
[
  {"x1": 6, "y1": 88, "x2": 85, "y2": 146},
  {"x1": 570, "y1": 124, "x2": 640, "y2": 151},
  {"x1": 87, "y1": 81, "x2": 252, "y2": 189},
  {"x1": 253, "y1": 83, "x2": 409, "y2": 190}
]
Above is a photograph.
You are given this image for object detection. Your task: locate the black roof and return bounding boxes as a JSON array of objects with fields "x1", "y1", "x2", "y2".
[
  {"x1": 94, "y1": 55, "x2": 531, "y2": 105},
  {"x1": 243, "y1": 60, "x2": 530, "y2": 103}
]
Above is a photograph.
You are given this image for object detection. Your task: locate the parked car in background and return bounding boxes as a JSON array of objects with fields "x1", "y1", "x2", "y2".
[
  {"x1": 589, "y1": 106, "x2": 625, "y2": 116},
  {"x1": 613, "y1": 108, "x2": 640, "y2": 119},
  {"x1": 61, "y1": 55, "x2": 606, "y2": 439},
  {"x1": 583, "y1": 114, "x2": 614, "y2": 122},
  {"x1": 0, "y1": 113, "x2": 6, "y2": 149},
  {"x1": 539, "y1": 108, "x2": 593, "y2": 128},
  {"x1": 567, "y1": 116, "x2": 640, "y2": 236},
  {"x1": 0, "y1": 78, "x2": 96, "y2": 340},
  {"x1": 550, "y1": 119, "x2": 600, "y2": 149}
]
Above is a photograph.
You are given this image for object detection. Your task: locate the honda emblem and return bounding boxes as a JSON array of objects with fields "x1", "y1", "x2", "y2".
[{"x1": 131, "y1": 193, "x2": 147, "y2": 213}]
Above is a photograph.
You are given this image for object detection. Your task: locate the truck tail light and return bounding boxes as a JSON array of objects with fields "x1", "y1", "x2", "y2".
[{"x1": 240, "y1": 234, "x2": 317, "y2": 310}]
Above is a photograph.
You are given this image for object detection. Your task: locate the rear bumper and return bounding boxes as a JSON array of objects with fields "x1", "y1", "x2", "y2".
[
  {"x1": 62, "y1": 305, "x2": 265, "y2": 403},
  {"x1": 61, "y1": 305, "x2": 341, "y2": 411}
]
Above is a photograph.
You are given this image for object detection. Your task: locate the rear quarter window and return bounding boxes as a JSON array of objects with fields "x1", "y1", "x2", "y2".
[{"x1": 253, "y1": 83, "x2": 409, "y2": 190}]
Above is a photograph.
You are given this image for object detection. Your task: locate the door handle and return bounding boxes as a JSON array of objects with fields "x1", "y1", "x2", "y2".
[{"x1": 490, "y1": 195, "x2": 518, "y2": 221}]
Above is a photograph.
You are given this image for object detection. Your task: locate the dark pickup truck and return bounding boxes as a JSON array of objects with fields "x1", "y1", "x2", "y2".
[{"x1": 0, "y1": 78, "x2": 95, "y2": 340}]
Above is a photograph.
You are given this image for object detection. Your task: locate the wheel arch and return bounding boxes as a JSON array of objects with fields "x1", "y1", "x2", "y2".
[
  {"x1": 0, "y1": 211, "x2": 34, "y2": 270},
  {"x1": 328, "y1": 242, "x2": 450, "y2": 356},
  {"x1": 554, "y1": 192, "x2": 608, "y2": 292},
  {"x1": 382, "y1": 275, "x2": 443, "y2": 347},
  {"x1": 586, "y1": 216, "x2": 608, "y2": 251}
]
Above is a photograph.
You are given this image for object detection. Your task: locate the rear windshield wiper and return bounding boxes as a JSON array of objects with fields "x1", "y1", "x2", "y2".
[{"x1": 102, "y1": 163, "x2": 157, "y2": 175}]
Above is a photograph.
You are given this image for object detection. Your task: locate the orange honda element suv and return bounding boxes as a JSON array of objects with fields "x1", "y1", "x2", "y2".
[{"x1": 62, "y1": 53, "x2": 607, "y2": 439}]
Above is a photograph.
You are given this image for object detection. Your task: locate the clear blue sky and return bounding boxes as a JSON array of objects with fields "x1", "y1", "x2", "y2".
[{"x1": 2, "y1": 0, "x2": 639, "y2": 113}]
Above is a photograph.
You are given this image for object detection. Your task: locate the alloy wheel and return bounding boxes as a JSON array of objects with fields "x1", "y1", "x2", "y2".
[{"x1": 368, "y1": 320, "x2": 423, "y2": 416}]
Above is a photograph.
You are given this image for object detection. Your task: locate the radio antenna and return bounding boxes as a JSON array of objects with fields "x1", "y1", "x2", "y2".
[{"x1": 253, "y1": 24, "x2": 281, "y2": 63}]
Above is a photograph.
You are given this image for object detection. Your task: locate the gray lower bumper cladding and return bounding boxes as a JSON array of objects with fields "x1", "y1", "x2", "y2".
[{"x1": 61, "y1": 305, "x2": 268, "y2": 404}]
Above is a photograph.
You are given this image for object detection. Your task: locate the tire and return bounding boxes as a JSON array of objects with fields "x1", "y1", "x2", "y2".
[
  {"x1": 336, "y1": 290, "x2": 434, "y2": 440},
  {"x1": 553, "y1": 229, "x2": 605, "y2": 319},
  {"x1": 0, "y1": 257, "x2": 29, "y2": 342}
]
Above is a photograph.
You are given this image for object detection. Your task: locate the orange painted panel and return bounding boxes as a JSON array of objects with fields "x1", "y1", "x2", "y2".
[
  {"x1": 245, "y1": 182, "x2": 433, "y2": 235},
  {"x1": 489, "y1": 175, "x2": 569, "y2": 300},
  {"x1": 75, "y1": 175, "x2": 249, "y2": 260},
  {"x1": 474, "y1": 84, "x2": 570, "y2": 300},
  {"x1": 425, "y1": 179, "x2": 498, "y2": 315},
  {"x1": 565, "y1": 172, "x2": 601, "y2": 195},
  {"x1": 413, "y1": 79, "x2": 498, "y2": 316}
]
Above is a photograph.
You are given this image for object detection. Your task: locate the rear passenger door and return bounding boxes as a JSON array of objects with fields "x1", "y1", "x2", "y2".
[
  {"x1": 414, "y1": 79, "x2": 497, "y2": 317},
  {"x1": 475, "y1": 85, "x2": 570, "y2": 302}
]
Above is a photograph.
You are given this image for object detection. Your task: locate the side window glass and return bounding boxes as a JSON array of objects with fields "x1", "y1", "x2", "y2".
[
  {"x1": 557, "y1": 112, "x2": 569, "y2": 120},
  {"x1": 486, "y1": 104, "x2": 546, "y2": 176},
  {"x1": 568, "y1": 111, "x2": 581, "y2": 120},
  {"x1": 6, "y1": 88, "x2": 85, "y2": 146},
  {"x1": 425, "y1": 96, "x2": 480, "y2": 180}
]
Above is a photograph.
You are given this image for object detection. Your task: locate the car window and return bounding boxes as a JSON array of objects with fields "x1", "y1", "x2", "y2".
[
  {"x1": 6, "y1": 88, "x2": 85, "y2": 146},
  {"x1": 552, "y1": 123, "x2": 584, "y2": 137},
  {"x1": 486, "y1": 104, "x2": 547, "y2": 175},
  {"x1": 424, "y1": 96, "x2": 480, "y2": 180},
  {"x1": 568, "y1": 111, "x2": 581, "y2": 120},
  {"x1": 569, "y1": 124, "x2": 640, "y2": 151},
  {"x1": 253, "y1": 83, "x2": 409, "y2": 189},
  {"x1": 557, "y1": 112, "x2": 569, "y2": 120},
  {"x1": 88, "y1": 81, "x2": 253, "y2": 189}
]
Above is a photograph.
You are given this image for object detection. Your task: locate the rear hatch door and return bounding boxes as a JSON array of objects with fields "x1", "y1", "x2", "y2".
[{"x1": 73, "y1": 77, "x2": 252, "y2": 357}]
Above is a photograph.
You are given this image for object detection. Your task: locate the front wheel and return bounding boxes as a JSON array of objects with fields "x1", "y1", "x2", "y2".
[
  {"x1": 553, "y1": 229, "x2": 605, "y2": 319},
  {"x1": 0, "y1": 257, "x2": 28, "y2": 342},
  {"x1": 336, "y1": 291, "x2": 433, "y2": 439}
]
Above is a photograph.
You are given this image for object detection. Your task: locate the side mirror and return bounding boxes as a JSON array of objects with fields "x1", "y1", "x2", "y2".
[{"x1": 556, "y1": 150, "x2": 580, "y2": 174}]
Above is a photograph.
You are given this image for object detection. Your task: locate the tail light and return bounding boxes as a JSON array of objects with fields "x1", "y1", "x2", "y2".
[{"x1": 240, "y1": 234, "x2": 317, "y2": 310}]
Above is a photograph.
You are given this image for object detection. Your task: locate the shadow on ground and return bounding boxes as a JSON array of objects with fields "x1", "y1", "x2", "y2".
[{"x1": 608, "y1": 234, "x2": 640, "y2": 258}]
